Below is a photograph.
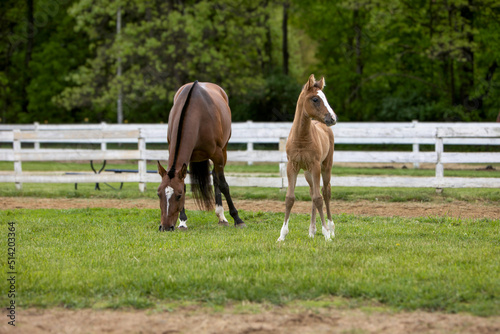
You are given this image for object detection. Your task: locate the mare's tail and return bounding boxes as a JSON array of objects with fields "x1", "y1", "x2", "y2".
[{"x1": 189, "y1": 160, "x2": 214, "y2": 211}]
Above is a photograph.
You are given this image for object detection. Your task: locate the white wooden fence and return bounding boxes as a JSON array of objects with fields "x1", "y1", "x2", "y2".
[{"x1": 1, "y1": 121, "x2": 499, "y2": 191}]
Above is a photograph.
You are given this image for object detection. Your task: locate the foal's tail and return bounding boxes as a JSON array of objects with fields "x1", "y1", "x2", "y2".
[{"x1": 189, "y1": 160, "x2": 214, "y2": 211}]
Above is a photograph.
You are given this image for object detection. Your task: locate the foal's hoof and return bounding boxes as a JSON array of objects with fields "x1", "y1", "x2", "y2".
[
  {"x1": 235, "y1": 222, "x2": 247, "y2": 228},
  {"x1": 218, "y1": 221, "x2": 230, "y2": 227},
  {"x1": 158, "y1": 225, "x2": 174, "y2": 232},
  {"x1": 178, "y1": 226, "x2": 188, "y2": 231}
]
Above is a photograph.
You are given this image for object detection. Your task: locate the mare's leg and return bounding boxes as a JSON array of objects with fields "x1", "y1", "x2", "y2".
[
  {"x1": 277, "y1": 163, "x2": 298, "y2": 241},
  {"x1": 304, "y1": 171, "x2": 316, "y2": 238},
  {"x1": 311, "y1": 163, "x2": 331, "y2": 241},
  {"x1": 212, "y1": 149, "x2": 246, "y2": 227},
  {"x1": 178, "y1": 207, "x2": 188, "y2": 230},
  {"x1": 212, "y1": 170, "x2": 229, "y2": 226}
]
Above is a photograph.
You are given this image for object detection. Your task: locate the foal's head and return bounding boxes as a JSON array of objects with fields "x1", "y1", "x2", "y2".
[
  {"x1": 300, "y1": 74, "x2": 337, "y2": 127},
  {"x1": 157, "y1": 161, "x2": 187, "y2": 231}
]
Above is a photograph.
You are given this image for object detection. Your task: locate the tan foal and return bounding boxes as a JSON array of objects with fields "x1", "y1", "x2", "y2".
[{"x1": 278, "y1": 74, "x2": 337, "y2": 241}]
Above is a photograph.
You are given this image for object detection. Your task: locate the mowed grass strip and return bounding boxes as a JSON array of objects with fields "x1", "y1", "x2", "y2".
[
  {"x1": 0, "y1": 209, "x2": 498, "y2": 315},
  {"x1": 1, "y1": 181, "x2": 499, "y2": 203}
]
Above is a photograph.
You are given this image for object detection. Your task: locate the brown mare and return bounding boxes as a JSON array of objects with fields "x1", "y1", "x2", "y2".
[
  {"x1": 157, "y1": 81, "x2": 246, "y2": 231},
  {"x1": 277, "y1": 74, "x2": 337, "y2": 241}
]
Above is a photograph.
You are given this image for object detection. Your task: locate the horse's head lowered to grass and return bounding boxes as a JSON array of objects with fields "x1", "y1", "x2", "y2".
[
  {"x1": 157, "y1": 161, "x2": 187, "y2": 231},
  {"x1": 300, "y1": 74, "x2": 337, "y2": 127}
]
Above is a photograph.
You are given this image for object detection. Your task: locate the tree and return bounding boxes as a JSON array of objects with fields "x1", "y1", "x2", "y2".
[{"x1": 290, "y1": 0, "x2": 500, "y2": 122}]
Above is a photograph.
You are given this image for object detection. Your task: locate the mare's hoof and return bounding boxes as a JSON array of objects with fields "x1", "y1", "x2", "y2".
[
  {"x1": 235, "y1": 223, "x2": 247, "y2": 228},
  {"x1": 178, "y1": 226, "x2": 188, "y2": 231},
  {"x1": 158, "y1": 225, "x2": 174, "y2": 232},
  {"x1": 218, "y1": 221, "x2": 230, "y2": 227}
]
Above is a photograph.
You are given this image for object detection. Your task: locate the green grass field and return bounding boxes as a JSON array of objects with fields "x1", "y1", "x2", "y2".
[
  {"x1": 1, "y1": 161, "x2": 499, "y2": 316},
  {"x1": 1, "y1": 209, "x2": 499, "y2": 316}
]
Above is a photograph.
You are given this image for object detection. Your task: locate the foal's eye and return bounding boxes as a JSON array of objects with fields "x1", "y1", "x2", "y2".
[
  {"x1": 157, "y1": 193, "x2": 161, "y2": 198},
  {"x1": 176, "y1": 194, "x2": 182, "y2": 200},
  {"x1": 312, "y1": 97, "x2": 319, "y2": 103}
]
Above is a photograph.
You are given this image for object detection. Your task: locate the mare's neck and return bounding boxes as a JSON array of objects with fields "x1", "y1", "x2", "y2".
[
  {"x1": 290, "y1": 97, "x2": 312, "y2": 142},
  {"x1": 167, "y1": 133, "x2": 195, "y2": 175}
]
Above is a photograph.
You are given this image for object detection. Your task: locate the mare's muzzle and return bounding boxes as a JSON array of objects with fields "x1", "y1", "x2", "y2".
[
  {"x1": 324, "y1": 114, "x2": 337, "y2": 127},
  {"x1": 159, "y1": 225, "x2": 175, "y2": 232}
]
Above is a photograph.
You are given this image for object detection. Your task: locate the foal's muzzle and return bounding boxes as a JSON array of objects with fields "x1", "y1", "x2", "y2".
[{"x1": 324, "y1": 114, "x2": 337, "y2": 127}]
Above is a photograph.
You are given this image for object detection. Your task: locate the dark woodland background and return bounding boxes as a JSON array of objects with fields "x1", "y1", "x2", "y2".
[{"x1": 1, "y1": 0, "x2": 499, "y2": 124}]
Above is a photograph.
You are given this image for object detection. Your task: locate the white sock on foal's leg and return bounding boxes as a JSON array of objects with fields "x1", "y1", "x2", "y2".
[
  {"x1": 328, "y1": 219, "x2": 335, "y2": 238},
  {"x1": 322, "y1": 225, "x2": 332, "y2": 241},
  {"x1": 277, "y1": 219, "x2": 289, "y2": 242},
  {"x1": 309, "y1": 223, "x2": 316, "y2": 238}
]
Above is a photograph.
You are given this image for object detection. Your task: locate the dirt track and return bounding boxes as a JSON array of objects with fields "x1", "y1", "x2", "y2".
[
  {"x1": 2, "y1": 197, "x2": 499, "y2": 219},
  {"x1": 4, "y1": 305, "x2": 500, "y2": 334},
  {"x1": 2, "y1": 196, "x2": 499, "y2": 334}
]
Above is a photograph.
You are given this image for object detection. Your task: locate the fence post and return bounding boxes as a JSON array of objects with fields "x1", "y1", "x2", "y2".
[
  {"x1": 246, "y1": 120, "x2": 254, "y2": 165},
  {"x1": 138, "y1": 128, "x2": 147, "y2": 192},
  {"x1": 279, "y1": 137, "x2": 287, "y2": 191},
  {"x1": 435, "y1": 134, "x2": 444, "y2": 193},
  {"x1": 100, "y1": 122, "x2": 107, "y2": 151},
  {"x1": 33, "y1": 122, "x2": 40, "y2": 151},
  {"x1": 13, "y1": 130, "x2": 22, "y2": 190},
  {"x1": 412, "y1": 120, "x2": 419, "y2": 169}
]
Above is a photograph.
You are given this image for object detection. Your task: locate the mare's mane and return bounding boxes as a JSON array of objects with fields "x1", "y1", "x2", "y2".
[{"x1": 167, "y1": 80, "x2": 198, "y2": 179}]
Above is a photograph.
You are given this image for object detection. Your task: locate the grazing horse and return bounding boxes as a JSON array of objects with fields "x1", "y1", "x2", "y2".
[
  {"x1": 157, "y1": 81, "x2": 246, "y2": 231},
  {"x1": 277, "y1": 74, "x2": 337, "y2": 241}
]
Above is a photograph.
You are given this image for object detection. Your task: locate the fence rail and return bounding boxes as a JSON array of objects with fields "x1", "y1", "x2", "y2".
[{"x1": 1, "y1": 121, "x2": 499, "y2": 191}]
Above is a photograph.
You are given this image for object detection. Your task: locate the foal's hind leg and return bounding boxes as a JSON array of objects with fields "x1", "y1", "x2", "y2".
[
  {"x1": 311, "y1": 164, "x2": 331, "y2": 241},
  {"x1": 278, "y1": 163, "x2": 298, "y2": 241},
  {"x1": 304, "y1": 171, "x2": 317, "y2": 238}
]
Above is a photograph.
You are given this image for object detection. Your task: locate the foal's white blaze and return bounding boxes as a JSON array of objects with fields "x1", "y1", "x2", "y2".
[
  {"x1": 215, "y1": 205, "x2": 228, "y2": 223},
  {"x1": 165, "y1": 186, "x2": 174, "y2": 214},
  {"x1": 317, "y1": 90, "x2": 337, "y2": 121},
  {"x1": 277, "y1": 219, "x2": 289, "y2": 242}
]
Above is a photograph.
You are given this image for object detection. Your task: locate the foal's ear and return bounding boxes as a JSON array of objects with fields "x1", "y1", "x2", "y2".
[
  {"x1": 317, "y1": 77, "x2": 326, "y2": 90},
  {"x1": 179, "y1": 163, "x2": 188, "y2": 181},
  {"x1": 157, "y1": 161, "x2": 167, "y2": 178},
  {"x1": 305, "y1": 74, "x2": 316, "y2": 90}
]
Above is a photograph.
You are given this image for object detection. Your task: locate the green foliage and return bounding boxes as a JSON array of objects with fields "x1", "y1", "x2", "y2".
[
  {"x1": 56, "y1": 0, "x2": 301, "y2": 123},
  {"x1": 1, "y1": 0, "x2": 500, "y2": 123},
  {"x1": 291, "y1": 0, "x2": 500, "y2": 122},
  {"x1": 0, "y1": 209, "x2": 498, "y2": 315}
]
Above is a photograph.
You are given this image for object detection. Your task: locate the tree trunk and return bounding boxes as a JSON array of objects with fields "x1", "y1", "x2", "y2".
[
  {"x1": 264, "y1": 0, "x2": 273, "y2": 74},
  {"x1": 459, "y1": 0, "x2": 474, "y2": 111},
  {"x1": 448, "y1": 7, "x2": 457, "y2": 106},
  {"x1": 22, "y1": 0, "x2": 34, "y2": 113},
  {"x1": 282, "y1": 1, "x2": 289, "y2": 76},
  {"x1": 354, "y1": 9, "x2": 363, "y2": 100}
]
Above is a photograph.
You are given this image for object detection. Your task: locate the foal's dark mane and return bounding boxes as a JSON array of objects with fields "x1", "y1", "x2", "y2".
[{"x1": 167, "y1": 80, "x2": 198, "y2": 179}]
